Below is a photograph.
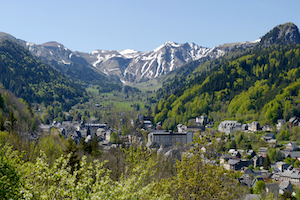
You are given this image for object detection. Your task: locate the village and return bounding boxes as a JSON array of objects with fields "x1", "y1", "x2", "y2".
[{"x1": 39, "y1": 114, "x2": 300, "y2": 199}]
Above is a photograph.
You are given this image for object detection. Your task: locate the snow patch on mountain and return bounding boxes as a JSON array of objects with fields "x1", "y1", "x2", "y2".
[
  {"x1": 61, "y1": 60, "x2": 71, "y2": 65},
  {"x1": 20, "y1": 37, "x2": 258, "y2": 83},
  {"x1": 251, "y1": 38, "x2": 261, "y2": 43},
  {"x1": 118, "y1": 49, "x2": 139, "y2": 58}
]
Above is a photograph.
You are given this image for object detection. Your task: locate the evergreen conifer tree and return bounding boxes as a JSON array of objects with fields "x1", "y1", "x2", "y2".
[{"x1": 263, "y1": 155, "x2": 271, "y2": 170}]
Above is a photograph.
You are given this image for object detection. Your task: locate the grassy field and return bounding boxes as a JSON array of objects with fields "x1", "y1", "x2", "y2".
[
  {"x1": 126, "y1": 79, "x2": 162, "y2": 93},
  {"x1": 86, "y1": 87, "x2": 99, "y2": 94},
  {"x1": 74, "y1": 86, "x2": 152, "y2": 119}
]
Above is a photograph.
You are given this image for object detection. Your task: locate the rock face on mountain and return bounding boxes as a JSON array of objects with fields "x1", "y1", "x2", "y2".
[
  {"x1": 1, "y1": 22, "x2": 298, "y2": 84},
  {"x1": 260, "y1": 23, "x2": 300, "y2": 48},
  {"x1": 86, "y1": 42, "x2": 227, "y2": 83},
  {"x1": 75, "y1": 41, "x2": 259, "y2": 83},
  {"x1": 0, "y1": 32, "x2": 228, "y2": 83}
]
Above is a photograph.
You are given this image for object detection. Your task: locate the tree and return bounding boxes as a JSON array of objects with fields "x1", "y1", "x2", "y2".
[
  {"x1": 37, "y1": 135, "x2": 63, "y2": 166},
  {"x1": 8, "y1": 109, "x2": 17, "y2": 132},
  {"x1": 280, "y1": 191, "x2": 293, "y2": 199},
  {"x1": 110, "y1": 132, "x2": 121, "y2": 144},
  {"x1": 230, "y1": 140, "x2": 237, "y2": 149},
  {"x1": 90, "y1": 136, "x2": 101, "y2": 156},
  {"x1": 247, "y1": 143, "x2": 252, "y2": 149},
  {"x1": 295, "y1": 189, "x2": 300, "y2": 200},
  {"x1": 64, "y1": 137, "x2": 80, "y2": 173},
  {"x1": 0, "y1": 94, "x2": 4, "y2": 109},
  {"x1": 273, "y1": 150, "x2": 285, "y2": 162},
  {"x1": 0, "y1": 145, "x2": 22, "y2": 199},
  {"x1": 158, "y1": 133, "x2": 245, "y2": 199},
  {"x1": 254, "y1": 180, "x2": 265, "y2": 194},
  {"x1": 122, "y1": 125, "x2": 130, "y2": 136},
  {"x1": 263, "y1": 155, "x2": 271, "y2": 170}
]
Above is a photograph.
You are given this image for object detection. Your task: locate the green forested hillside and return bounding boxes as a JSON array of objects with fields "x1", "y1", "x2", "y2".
[
  {"x1": 156, "y1": 46, "x2": 255, "y2": 100},
  {"x1": 0, "y1": 40, "x2": 87, "y2": 109},
  {"x1": 0, "y1": 88, "x2": 40, "y2": 134},
  {"x1": 154, "y1": 44, "x2": 300, "y2": 129},
  {"x1": 49, "y1": 61, "x2": 122, "y2": 92}
]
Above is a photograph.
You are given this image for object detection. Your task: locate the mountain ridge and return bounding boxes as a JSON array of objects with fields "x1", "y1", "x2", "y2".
[
  {"x1": 0, "y1": 22, "x2": 299, "y2": 84},
  {"x1": 0, "y1": 32, "x2": 260, "y2": 83},
  {"x1": 0, "y1": 39, "x2": 87, "y2": 109}
]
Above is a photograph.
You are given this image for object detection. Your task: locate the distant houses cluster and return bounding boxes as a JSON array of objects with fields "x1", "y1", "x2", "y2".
[
  {"x1": 218, "y1": 120, "x2": 260, "y2": 135},
  {"x1": 220, "y1": 140, "x2": 300, "y2": 198},
  {"x1": 39, "y1": 121, "x2": 115, "y2": 149},
  {"x1": 217, "y1": 116, "x2": 300, "y2": 135},
  {"x1": 146, "y1": 115, "x2": 209, "y2": 149},
  {"x1": 38, "y1": 111, "x2": 300, "y2": 198}
]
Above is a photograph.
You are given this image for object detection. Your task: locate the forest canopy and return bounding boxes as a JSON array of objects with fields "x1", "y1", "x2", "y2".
[{"x1": 154, "y1": 45, "x2": 300, "y2": 129}]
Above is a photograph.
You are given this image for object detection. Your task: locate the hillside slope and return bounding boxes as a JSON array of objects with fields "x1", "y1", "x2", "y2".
[
  {"x1": 0, "y1": 39, "x2": 87, "y2": 109},
  {"x1": 0, "y1": 33, "x2": 122, "y2": 91},
  {"x1": 154, "y1": 44, "x2": 300, "y2": 130},
  {"x1": 153, "y1": 23, "x2": 300, "y2": 130}
]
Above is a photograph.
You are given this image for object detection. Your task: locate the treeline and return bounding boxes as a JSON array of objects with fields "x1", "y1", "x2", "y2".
[
  {"x1": 0, "y1": 39, "x2": 87, "y2": 109},
  {"x1": 154, "y1": 44, "x2": 300, "y2": 129}
]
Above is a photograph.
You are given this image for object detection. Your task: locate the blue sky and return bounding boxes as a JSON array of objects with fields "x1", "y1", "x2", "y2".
[{"x1": 1, "y1": 1, "x2": 299, "y2": 52}]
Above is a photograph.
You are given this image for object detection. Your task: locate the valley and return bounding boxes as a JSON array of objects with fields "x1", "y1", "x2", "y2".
[{"x1": 2, "y1": 22, "x2": 300, "y2": 199}]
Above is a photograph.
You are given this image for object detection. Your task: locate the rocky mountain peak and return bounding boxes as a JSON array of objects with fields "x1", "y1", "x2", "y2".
[
  {"x1": 41, "y1": 41, "x2": 65, "y2": 48},
  {"x1": 260, "y1": 22, "x2": 300, "y2": 48}
]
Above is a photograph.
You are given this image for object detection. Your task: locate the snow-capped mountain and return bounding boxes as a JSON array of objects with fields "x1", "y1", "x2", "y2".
[
  {"x1": 0, "y1": 31, "x2": 260, "y2": 83},
  {"x1": 79, "y1": 41, "x2": 227, "y2": 83},
  {"x1": 123, "y1": 42, "x2": 224, "y2": 82}
]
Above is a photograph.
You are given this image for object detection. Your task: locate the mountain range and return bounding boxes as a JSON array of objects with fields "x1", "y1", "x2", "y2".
[
  {"x1": 0, "y1": 22, "x2": 300, "y2": 116},
  {"x1": 0, "y1": 32, "x2": 259, "y2": 84}
]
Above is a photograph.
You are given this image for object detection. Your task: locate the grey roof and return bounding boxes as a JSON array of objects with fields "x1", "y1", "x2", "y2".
[
  {"x1": 221, "y1": 154, "x2": 233, "y2": 159},
  {"x1": 239, "y1": 174, "x2": 252, "y2": 187},
  {"x1": 279, "y1": 181, "x2": 292, "y2": 190},
  {"x1": 261, "y1": 172, "x2": 272, "y2": 179},
  {"x1": 265, "y1": 183, "x2": 279, "y2": 190},
  {"x1": 289, "y1": 116, "x2": 299, "y2": 123},
  {"x1": 268, "y1": 139, "x2": 277, "y2": 143},
  {"x1": 265, "y1": 133, "x2": 275, "y2": 138},
  {"x1": 228, "y1": 159, "x2": 240, "y2": 165},
  {"x1": 252, "y1": 170, "x2": 263, "y2": 174},
  {"x1": 289, "y1": 152, "x2": 300, "y2": 158},
  {"x1": 281, "y1": 169, "x2": 300, "y2": 179},
  {"x1": 244, "y1": 194, "x2": 260, "y2": 200},
  {"x1": 258, "y1": 147, "x2": 268, "y2": 152}
]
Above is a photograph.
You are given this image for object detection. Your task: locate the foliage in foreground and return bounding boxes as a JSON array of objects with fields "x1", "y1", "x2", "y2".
[{"x1": 0, "y1": 134, "x2": 246, "y2": 199}]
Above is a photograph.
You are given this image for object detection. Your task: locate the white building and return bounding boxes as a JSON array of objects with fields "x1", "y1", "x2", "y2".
[
  {"x1": 177, "y1": 124, "x2": 187, "y2": 133},
  {"x1": 218, "y1": 120, "x2": 242, "y2": 134},
  {"x1": 147, "y1": 130, "x2": 193, "y2": 148}
]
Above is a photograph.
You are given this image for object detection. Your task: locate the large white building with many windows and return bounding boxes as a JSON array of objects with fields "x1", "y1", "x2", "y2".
[{"x1": 147, "y1": 130, "x2": 193, "y2": 148}]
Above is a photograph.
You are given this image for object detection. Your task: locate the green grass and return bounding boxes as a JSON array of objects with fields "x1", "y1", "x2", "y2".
[
  {"x1": 86, "y1": 87, "x2": 99, "y2": 94},
  {"x1": 126, "y1": 79, "x2": 162, "y2": 93}
]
